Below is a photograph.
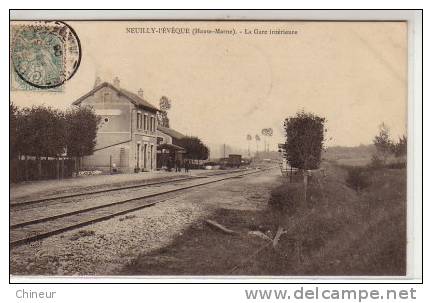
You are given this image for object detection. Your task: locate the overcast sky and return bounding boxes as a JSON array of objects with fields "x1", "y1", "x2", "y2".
[{"x1": 11, "y1": 21, "x2": 407, "y2": 149}]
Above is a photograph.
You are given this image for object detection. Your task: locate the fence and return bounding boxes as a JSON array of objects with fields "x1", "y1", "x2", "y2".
[{"x1": 10, "y1": 158, "x2": 76, "y2": 183}]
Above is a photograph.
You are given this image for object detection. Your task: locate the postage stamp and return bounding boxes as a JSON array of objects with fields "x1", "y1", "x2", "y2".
[{"x1": 10, "y1": 21, "x2": 81, "y2": 91}]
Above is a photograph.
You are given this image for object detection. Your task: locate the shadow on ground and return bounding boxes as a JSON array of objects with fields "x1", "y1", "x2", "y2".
[{"x1": 118, "y1": 207, "x2": 280, "y2": 275}]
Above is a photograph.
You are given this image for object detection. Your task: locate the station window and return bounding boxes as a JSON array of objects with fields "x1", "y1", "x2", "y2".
[{"x1": 137, "y1": 112, "x2": 141, "y2": 129}]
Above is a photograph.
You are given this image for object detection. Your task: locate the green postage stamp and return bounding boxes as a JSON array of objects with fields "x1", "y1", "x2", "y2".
[{"x1": 10, "y1": 21, "x2": 81, "y2": 91}]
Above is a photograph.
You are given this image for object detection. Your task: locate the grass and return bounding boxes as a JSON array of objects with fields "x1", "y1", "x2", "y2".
[
  {"x1": 345, "y1": 166, "x2": 372, "y2": 192},
  {"x1": 254, "y1": 162, "x2": 406, "y2": 275},
  {"x1": 336, "y1": 157, "x2": 371, "y2": 167},
  {"x1": 119, "y1": 162, "x2": 406, "y2": 276}
]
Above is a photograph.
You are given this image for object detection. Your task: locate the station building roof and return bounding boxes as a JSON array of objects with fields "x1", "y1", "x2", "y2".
[
  {"x1": 72, "y1": 82, "x2": 159, "y2": 113},
  {"x1": 157, "y1": 125, "x2": 186, "y2": 140}
]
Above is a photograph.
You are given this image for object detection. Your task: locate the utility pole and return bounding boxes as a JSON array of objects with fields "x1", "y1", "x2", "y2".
[{"x1": 246, "y1": 134, "x2": 252, "y2": 158}]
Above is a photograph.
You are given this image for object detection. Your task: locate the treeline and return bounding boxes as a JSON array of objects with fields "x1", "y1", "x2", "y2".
[
  {"x1": 324, "y1": 144, "x2": 375, "y2": 161},
  {"x1": 10, "y1": 103, "x2": 100, "y2": 181},
  {"x1": 177, "y1": 136, "x2": 209, "y2": 162},
  {"x1": 372, "y1": 123, "x2": 407, "y2": 166}
]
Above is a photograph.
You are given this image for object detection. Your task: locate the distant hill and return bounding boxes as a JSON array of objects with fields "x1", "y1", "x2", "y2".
[{"x1": 323, "y1": 144, "x2": 376, "y2": 166}]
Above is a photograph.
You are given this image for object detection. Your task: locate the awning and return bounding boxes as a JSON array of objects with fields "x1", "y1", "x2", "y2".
[{"x1": 157, "y1": 143, "x2": 186, "y2": 153}]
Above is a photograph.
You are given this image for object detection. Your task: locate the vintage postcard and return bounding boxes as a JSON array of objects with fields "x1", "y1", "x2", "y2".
[{"x1": 9, "y1": 13, "x2": 419, "y2": 280}]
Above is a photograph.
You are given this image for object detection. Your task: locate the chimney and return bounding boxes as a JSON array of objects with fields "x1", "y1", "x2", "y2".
[
  {"x1": 113, "y1": 77, "x2": 120, "y2": 88},
  {"x1": 138, "y1": 88, "x2": 144, "y2": 97},
  {"x1": 94, "y1": 76, "x2": 101, "y2": 88}
]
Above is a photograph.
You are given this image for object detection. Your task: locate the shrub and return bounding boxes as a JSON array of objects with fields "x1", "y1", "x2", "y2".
[
  {"x1": 345, "y1": 167, "x2": 370, "y2": 192},
  {"x1": 268, "y1": 183, "x2": 303, "y2": 217},
  {"x1": 369, "y1": 154, "x2": 384, "y2": 169}
]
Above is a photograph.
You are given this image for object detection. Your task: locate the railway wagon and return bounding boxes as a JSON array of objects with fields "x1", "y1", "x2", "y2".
[{"x1": 228, "y1": 154, "x2": 242, "y2": 168}]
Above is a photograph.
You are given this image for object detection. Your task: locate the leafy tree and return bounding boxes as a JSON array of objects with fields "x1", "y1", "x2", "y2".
[
  {"x1": 261, "y1": 128, "x2": 273, "y2": 152},
  {"x1": 65, "y1": 106, "x2": 100, "y2": 159},
  {"x1": 158, "y1": 96, "x2": 171, "y2": 128},
  {"x1": 283, "y1": 110, "x2": 326, "y2": 170},
  {"x1": 393, "y1": 135, "x2": 407, "y2": 157},
  {"x1": 373, "y1": 123, "x2": 393, "y2": 158},
  {"x1": 10, "y1": 102, "x2": 19, "y2": 159},
  {"x1": 21, "y1": 105, "x2": 66, "y2": 158},
  {"x1": 14, "y1": 105, "x2": 65, "y2": 179},
  {"x1": 11, "y1": 104, "x2": 100, "y2": 179},
  {"x1": 178, "y1": 136, "x2": 209, "y2": 161}
]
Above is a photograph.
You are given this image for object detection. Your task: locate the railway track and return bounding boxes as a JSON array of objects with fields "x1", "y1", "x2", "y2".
[
  {"x1": 10, "y1": 168, "x2": 249, "y2": 208},
  {"x1": 10, "y1": 167, "x2": 275, "y2": 247}
]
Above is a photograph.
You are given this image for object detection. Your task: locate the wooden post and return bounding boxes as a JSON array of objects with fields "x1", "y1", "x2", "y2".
[{"x1": 110, "y1": 155, "x2": 112, "y2": 174}]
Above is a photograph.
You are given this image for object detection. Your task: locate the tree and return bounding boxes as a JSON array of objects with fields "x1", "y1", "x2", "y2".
[
  {"x1": 10, "y1": 102, "x2": 22, "y2": 180},
  {"x1": 393, "y1": 135, "x2": 407, "y2": 157},
  {"x1": 10, "y1": 102, "x2": 19, "y2": 160},
  {"x1": 261, "y1": 128, "x2": 274, "y2": 152},
  {"x1": 65, "y1": 106, "x2": 101, "y2": 172},
  {"x1": 373, "y1": 123, "x2": 392, "y2": 153},
  {"x1": 16, "y1": 105, "x2": 66, "y2": 179},
  {"x1": 178, "y1": 136, "x2": 209, "y2": 162},
  {"x1": 21, "y1": 105, "x2": 66, "y2": 158},
  {"x1": 283, "y1": 110, "x2": 326, "y2": 170},
  {"x1": 158, "y1": 96, "x2": 171, "y2": 128},
  {"x1": 373, "y1": 123, "x2": 393, "y2": 163}
]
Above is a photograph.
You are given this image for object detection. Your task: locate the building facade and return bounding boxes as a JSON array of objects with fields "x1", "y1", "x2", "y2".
[
  {"x1": 73, "y1": 78, "x2": 159, "y2": 172},
  {"x1": 156, "y1": 125, "x2": 186, "y2": 169}
]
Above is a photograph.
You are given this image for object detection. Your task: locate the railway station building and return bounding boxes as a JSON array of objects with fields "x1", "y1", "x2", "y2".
[
  {"x1": 156, "y1": 125, "x2": 186, "y2": 169},
  {"x1": 72, "y1": 77, "x2": 159, "y2": 173}
]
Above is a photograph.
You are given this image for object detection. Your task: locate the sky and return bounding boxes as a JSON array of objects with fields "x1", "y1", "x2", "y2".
[{"x1": 11, "y1": 21, "x2": 407, "y2": 150}]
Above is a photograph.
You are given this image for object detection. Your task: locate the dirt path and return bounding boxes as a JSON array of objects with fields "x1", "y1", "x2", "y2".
[{"x1": 10, "y1": 168, "x2": 281, "y2": 276}]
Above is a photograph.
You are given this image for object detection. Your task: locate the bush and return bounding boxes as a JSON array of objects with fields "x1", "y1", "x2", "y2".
[
  {"x1": 345, "y1": 167, "x2": 370, "y2": 192},
  {"x1": 369, "y1": 154, "x2": 384, "y2": 169},
  {"x1": 268, "y1": 183, "x2": 303, "y2": 217}
]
